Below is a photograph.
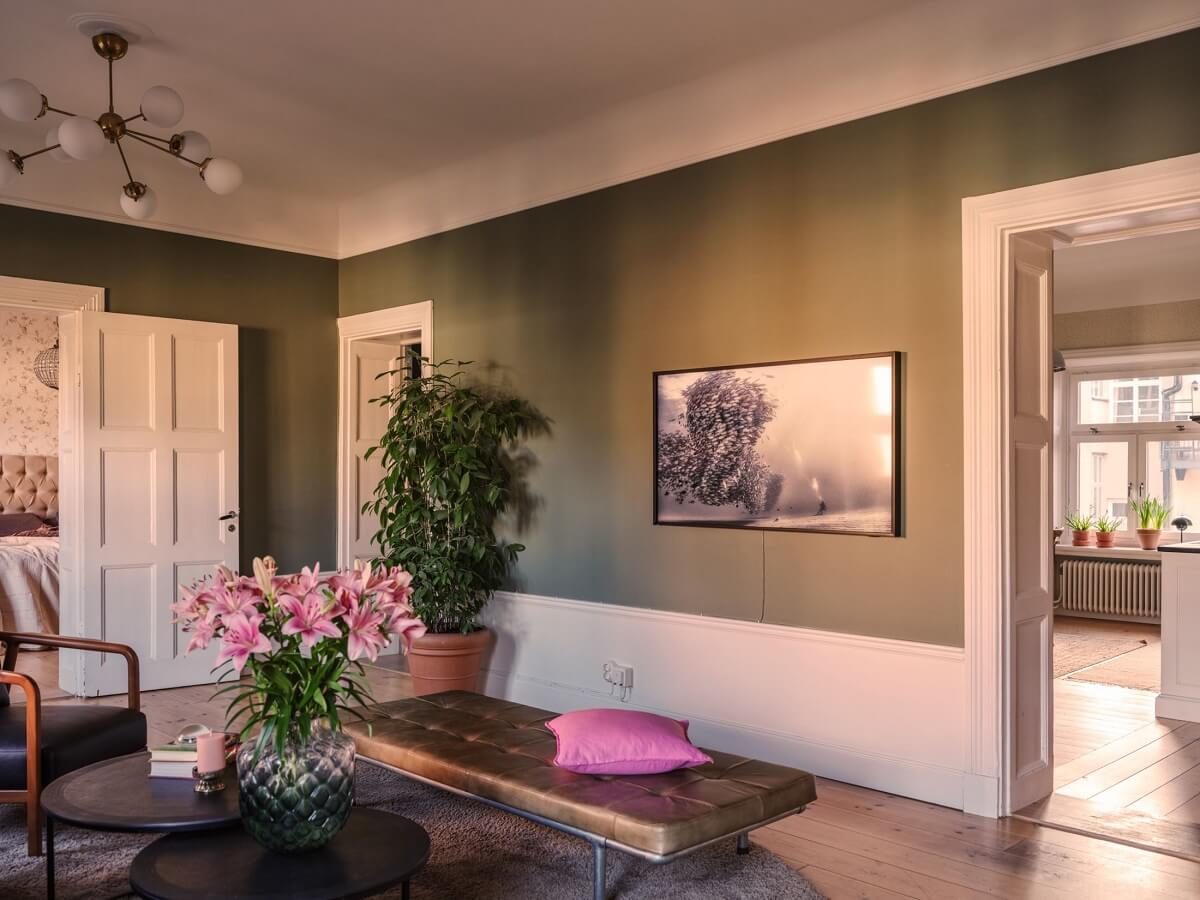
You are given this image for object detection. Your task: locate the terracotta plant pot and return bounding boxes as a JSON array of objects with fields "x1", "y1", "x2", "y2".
[
  {"x1": 1071, "y1": 529, "x2": 1093, "y2": 547},
  {"x1": 407, "y1": 628, "x2": 492, "y2": 696},
  {"x1": 1137, "y1": 528, "x2": 1163, "y2": 551},
  {"x1": 1095, "y1": 531, "x2": 1117, "y2": 548}
]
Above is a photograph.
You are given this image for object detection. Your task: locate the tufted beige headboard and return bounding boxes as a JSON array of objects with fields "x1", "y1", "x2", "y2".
[{"x1": 0, "y1": 455, "x2": 58, "y2": 519}]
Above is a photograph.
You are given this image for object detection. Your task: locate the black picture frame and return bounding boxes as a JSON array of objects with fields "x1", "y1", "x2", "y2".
[{"x1": 653, "y1": 351, "x2": 901, "y2": 536}]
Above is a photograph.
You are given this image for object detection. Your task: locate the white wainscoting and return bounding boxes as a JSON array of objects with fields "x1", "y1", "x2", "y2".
[{"x1": 479, "y1": 591, "x2": 969, "y2": 810}]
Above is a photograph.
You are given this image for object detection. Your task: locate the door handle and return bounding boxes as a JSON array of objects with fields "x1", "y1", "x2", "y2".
[{"x1": 218, "y1": 510, "x2": 239, "y2": 521}]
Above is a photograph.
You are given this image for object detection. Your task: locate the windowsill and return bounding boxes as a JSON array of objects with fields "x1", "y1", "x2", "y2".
[{"x1": 1055, "y1": 543, "x2": 1164, "y2": 561}]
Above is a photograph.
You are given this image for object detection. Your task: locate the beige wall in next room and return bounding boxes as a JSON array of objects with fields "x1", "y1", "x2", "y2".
[
  {"x1": 1055, "y1": 297, "x2": 1200, "y2": 351},
  {"x1": 0, "y1": 308, "x2": 58, "y2": 455}
]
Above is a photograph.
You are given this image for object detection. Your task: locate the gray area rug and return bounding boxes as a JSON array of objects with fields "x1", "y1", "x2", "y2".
[{"x1": 1, "y1": 760, "x2": 824, "y2": 899}]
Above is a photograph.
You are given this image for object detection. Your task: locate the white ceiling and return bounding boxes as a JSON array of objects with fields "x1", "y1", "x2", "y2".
[
  {"x1": 1056, "y1": 227, "x2": 1200, "y2": 314},
  {"x1": 2, "y1": 0, "x2": 1200, "y2": 258}
]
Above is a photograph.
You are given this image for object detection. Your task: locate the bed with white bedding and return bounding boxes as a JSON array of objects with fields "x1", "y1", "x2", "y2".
[{"x1": 0, "y1": 454, "x2": 59, "y2": 634}]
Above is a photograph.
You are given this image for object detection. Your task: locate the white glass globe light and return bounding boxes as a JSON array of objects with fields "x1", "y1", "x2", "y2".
[
  {"x1": 200, "y1": 156, "x2": 242, "y2": 195},
  {"x1": 0, "y1": 152, "x2": 20, "y2": 188},
  {"x1": 0, "y1": 78, "x2": 44, "y2": 122},
  {"x1": 46, "y1": 127, "x2": 69, "y2": 161},
  {"x1": 140, "y1": 85, "x2": 183, "y2": 128},
  {"x1": 175, "y1": 130, "x2": 210, "y2": 166},
  {"x1": 120, "y1": 185, "x2": 157, "y2": 220},
  {"x1": 58, "y1": 117, "x2": 106, "y2": 160}
]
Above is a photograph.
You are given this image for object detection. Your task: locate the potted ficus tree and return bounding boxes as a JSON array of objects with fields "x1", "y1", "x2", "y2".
[
  {"x1": 365, "y1": 356, "x2": 546, "y2": 695},
  {"x1": 1065, "y1": 510, "x2": 1095, "y2": 547},
  {"x1": 1130, "y1": 492, "x2": 1171, "y2": 550}
]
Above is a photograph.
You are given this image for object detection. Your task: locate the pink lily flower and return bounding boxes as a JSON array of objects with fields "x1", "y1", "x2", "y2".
[
  {"x1": 342, "y1": 595, "x2": 388, "y2": 662},
  {"x1": 328, "y1": 567, "x2": 366, "y2": 602},
  {"x1": 210, "y1": 583, "x2": 263, "y2": 620},
  {"x1": 384, "y1": 610, "x2": 426, "y2": 652},
  {"x1": 279, "y1": 591, "x2": 342, "y2": 648},
  {"x1": 215, "y1": 612, "x2": 272, "y2": 674},
  {"x1": 185, "y1": 617, "x2": 217, "y2": 653}
]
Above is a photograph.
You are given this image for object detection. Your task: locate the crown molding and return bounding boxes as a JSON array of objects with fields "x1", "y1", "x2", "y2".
[
  {"x1": 0, "y1": 195, "x2": 338, "y2": 259},
  {"x1": 337, "y1": 8, "x2": 1200, "y2": 259}
]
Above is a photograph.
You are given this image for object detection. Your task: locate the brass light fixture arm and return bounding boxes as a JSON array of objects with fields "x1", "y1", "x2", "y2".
[
  {"x1": 116, "y1": 139, "x2": 135, "y2": 185},
  {"x1": 124, "y1": 131, "x2": 204, "y2": 168},
  {"x1": 15, "y1": 144, "x2": 61, "y2": 164},
  {"x1": 126, "y1": 129, "x2": 170, "y2": 145}
]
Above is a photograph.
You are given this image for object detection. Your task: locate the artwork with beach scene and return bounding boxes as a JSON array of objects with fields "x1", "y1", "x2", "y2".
[{"x1": 654, "y1": 353, "x2": 899, "y2": 535}]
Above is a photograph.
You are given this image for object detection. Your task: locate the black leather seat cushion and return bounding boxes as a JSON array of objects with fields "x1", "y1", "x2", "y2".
[{"x1": 0, "y1": 704, "x2": 147, "y2": 789}]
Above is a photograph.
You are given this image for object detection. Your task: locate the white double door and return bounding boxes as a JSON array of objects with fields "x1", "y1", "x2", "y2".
[{"x1": 61, "y1": 311, "x2": 239, "y2": 695}]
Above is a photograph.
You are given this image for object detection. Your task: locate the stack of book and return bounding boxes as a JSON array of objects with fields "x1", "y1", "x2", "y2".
[{"x1": 149, "y1": 733, "x2": 238, "y2": 779}]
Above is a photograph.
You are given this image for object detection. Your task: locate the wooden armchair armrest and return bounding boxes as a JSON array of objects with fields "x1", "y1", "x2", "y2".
[
  {"x1": 0, "y1": 670, "x2": 41, "y2": 803},
  {"x1": 0, "y1": 631, "x2": 140, "y2": 712}
]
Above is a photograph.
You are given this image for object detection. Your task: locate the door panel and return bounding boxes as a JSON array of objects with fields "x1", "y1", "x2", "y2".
[
  {"x1": 349, "y1": 338, "x2": 415, "y2": 566},
  {"x1": 79, "y1": 311, "x2": 238, "y2": 694},
  {"x1": 1008, "y1": 234, "x2": 1055, "y2": 811}
]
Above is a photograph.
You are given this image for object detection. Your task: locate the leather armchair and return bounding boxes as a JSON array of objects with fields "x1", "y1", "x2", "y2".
[{"x1": 0, "y1": 631, "x2": 146, "y2": 856}]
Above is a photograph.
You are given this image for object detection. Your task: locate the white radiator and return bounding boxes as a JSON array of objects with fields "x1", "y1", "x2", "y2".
[{"x1": 1057, "y1": 558, "x2": 1160, "y2": 620}]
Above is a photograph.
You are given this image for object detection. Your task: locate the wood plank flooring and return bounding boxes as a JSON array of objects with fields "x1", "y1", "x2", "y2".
[
  {"x1": 16, "y1": 650, "x2": 1200, "y2": 898},
  {"x1": 1018, "y1": 616, "x2": 1200, "y2": 862}
]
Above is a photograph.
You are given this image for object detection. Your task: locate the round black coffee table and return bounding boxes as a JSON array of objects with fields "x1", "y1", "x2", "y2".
[
  {"x1": 41, "y1": 751, "x2": 239, "y2": 899},
  {"x1": 129, "y1": 807, "x2": 431, "y2": 900}
]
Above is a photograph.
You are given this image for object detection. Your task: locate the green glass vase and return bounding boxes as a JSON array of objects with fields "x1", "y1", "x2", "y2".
[{"x1": 237, "y1": 726, "x2": 355, "y2": 853}]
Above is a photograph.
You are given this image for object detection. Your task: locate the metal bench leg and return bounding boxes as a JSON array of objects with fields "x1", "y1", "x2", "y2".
[
  {"x1": 736, "y1": 831, "x2": 750, "y2": 855},
  {"x1": 592, "y1": 841, "x2": 607, "y2": 900}
]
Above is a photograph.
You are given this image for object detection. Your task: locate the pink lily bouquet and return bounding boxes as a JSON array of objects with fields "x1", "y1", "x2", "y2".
[{"x1": 174, "y1": 556, "x2": 425, "y2": 755}]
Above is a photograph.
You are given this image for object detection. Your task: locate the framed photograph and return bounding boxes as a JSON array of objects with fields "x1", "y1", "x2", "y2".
[{"x1": 653, "y1": 352, "x2": 900, "y2": 536}]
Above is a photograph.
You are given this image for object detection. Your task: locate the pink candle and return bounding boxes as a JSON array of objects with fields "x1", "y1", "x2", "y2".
[{"x1": 196, "y1": 733, "x2": 225, "y2": 774}]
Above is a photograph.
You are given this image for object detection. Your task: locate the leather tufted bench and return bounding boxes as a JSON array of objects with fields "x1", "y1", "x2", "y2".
[{"x1": 347, "y1": 691, "x2": 816, "y2": 899}]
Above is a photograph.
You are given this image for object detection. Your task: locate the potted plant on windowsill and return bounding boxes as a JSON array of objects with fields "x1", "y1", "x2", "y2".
[
  {"x1": 1130, "y1": 492, "x2": 1171, "y2": 551},
  {"x1": 1065, "y1": 511, "x2": 1095, "y2": 547},
  {"x1": 365, "y1": 356, "x2": 547, "y2": 696},
  {"x1": 1094, "y1": 515, "x2": 1121, "y2": 548}
]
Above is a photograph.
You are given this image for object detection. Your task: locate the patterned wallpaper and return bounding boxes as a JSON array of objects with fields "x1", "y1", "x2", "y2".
[{"x1": 0, "y1": 309, "x2": 58, "y2": 455}]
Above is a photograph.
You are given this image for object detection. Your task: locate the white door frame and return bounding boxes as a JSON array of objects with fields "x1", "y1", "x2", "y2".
[
  {"x1": 962, "y1": 151, "x2": 1200, "y2": 817},
  {"x1": 0, "y1": 276, "x2": 105, "y2": 695},
  {"x1": 335, "y1": 300, "x2": 432, "y2": 569}
]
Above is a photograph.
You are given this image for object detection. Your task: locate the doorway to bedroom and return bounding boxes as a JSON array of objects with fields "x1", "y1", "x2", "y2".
[
  {"x1": 0, "y1": 276, "x2": 101, "y2": 700},
  {"x1": 0, "y1": 300, "x2": 65, "y2": 695},
  {"x1": 1, "y1": 275, "x2": 242, "y2": 697}
]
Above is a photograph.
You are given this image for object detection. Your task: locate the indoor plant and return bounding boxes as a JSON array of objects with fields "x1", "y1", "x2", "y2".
[
  {"x1": 175, "y1": 556, "x2": 425, "y2": 852},
  {"x1": 1094, "y1": 514, "x2": 1121, "y2": 548},
  {"x1": 1064, "y1": 511, "x2": 1095, "y2": 547},
  {"x1": 1129, "y1": 493, "x2": 1170, "y2": 550},
  {"x1": 365, "y1": 356, "x2": 545, "y2": 695}
]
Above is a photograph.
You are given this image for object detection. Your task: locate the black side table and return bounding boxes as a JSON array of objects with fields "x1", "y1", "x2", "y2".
[
  {"x1": 129, "y1": 807, "x2": 431, "y2": 900},
  {"x1": 40, "y1": 751, "x2": 239, "y2": 899}
]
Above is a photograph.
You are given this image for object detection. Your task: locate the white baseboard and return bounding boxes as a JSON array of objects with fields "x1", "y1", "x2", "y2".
[
  {"x1": 1156, "y1": 692, "x2": 1200, "y2": 723},
  {"x1": 480, "y1": 591, "x2": 970, "y2": 810}
]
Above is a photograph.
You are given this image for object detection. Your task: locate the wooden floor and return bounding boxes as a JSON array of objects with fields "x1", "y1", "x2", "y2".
[
  {"x1": 17, "y1": 651, "x2": 1200, "y2": 898},
  {"x1": 1013, "y1": 616, "x2": 1200, "y2": 862}
]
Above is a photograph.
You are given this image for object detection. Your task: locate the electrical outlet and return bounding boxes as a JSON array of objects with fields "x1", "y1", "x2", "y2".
[{"x1": 602, "y1": 660, "x2": 634, "y2": 693}]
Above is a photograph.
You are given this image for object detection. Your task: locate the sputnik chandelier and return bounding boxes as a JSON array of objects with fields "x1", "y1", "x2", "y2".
[{"x1": 0, "y1": 23, "x2": 242, "y2": 220}]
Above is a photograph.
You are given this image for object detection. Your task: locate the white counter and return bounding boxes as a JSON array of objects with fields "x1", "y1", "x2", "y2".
[{"x1": 1157, "y1": 542, "x2": 1200, "y2": 722}]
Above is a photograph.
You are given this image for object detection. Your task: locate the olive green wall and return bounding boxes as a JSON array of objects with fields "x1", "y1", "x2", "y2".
[
  {"x1": 1056, "y1": 298, "x2": 1200, "y2": 351},
  {"x1": 0, "y1": 205, "x2": 339, "y2": 572},
  {"x1": 339, "y1": 30, "x2": 1200, "y2": 648}
]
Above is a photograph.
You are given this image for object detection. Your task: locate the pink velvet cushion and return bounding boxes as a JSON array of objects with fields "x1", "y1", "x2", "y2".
[{"x1": 546, "y1": 708, "x2": 714, "y2": 775}]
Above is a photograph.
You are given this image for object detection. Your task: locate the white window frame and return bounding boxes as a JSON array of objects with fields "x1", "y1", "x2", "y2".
[{"x1": 1061, "y1": 341, "x2": 1200, "y2": 538}]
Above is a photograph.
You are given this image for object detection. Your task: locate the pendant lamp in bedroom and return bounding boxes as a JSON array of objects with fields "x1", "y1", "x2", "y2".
[{"x1": 33, "y1": 340, "x2": 59, "y2": 390}]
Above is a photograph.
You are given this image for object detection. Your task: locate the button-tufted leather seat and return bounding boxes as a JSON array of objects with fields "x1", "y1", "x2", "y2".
[{"x1": 347, "y1": 691, "x2": 816, "y2": 857}]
